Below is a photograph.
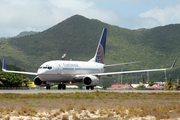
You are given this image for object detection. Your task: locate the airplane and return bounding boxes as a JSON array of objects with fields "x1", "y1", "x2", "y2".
[{"x1": 2, "y1": 28, "x2": 178, "y2": 90}]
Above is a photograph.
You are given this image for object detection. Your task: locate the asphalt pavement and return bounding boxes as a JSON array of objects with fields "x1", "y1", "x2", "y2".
[{"x1": 0, "y1": 89, "x2": 180, "y2": 94}]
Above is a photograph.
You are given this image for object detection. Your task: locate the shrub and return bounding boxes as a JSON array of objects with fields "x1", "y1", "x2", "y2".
[
  {"x1": 72, "y1": 113, "x2": 79, "y2": 120},
  {"x1": 17, "y1": 106, "x2": 37, "y2": 116},
  {"x1": 66, "y1": 106, "x2": 73, "y2": 111},
  {"x1": 89, "y1": 108, "x2": 96, "y2": 114},
  {"x1": 59, "y1": 108, "x2": 65, "y2": 113},
  {"x1": 137, "y1": 84, "x2": 146, "y2": 89},
  {"x1": 62, "y1": 114, "x2": 69, "y2": 120}
]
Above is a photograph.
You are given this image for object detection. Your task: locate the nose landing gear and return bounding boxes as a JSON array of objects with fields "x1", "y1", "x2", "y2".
[{"x1": 86, "y1": 86, "x2": 94, "y2": 90}]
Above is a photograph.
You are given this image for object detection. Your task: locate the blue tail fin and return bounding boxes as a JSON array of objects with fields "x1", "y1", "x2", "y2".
[
  {"x1": 89, "y1": 28, "x2": 107, "y2": 64},
  {"x1": 2, "y1": 59, "x2": 6, "y2": 70}
]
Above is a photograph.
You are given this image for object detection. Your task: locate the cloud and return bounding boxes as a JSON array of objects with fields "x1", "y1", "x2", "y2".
[
  {"x1": 0, "y1": 0, "x2": 121, "y2": 37},
  {"x1": 119, "y1": 15, "x2": 161, "y2": 29},
  {"x1": 1, "y1": 0, "x2": 180, "y2": 37},
  {"x1": 139, "y1": 4, "x2": 180, "y2": 26}
]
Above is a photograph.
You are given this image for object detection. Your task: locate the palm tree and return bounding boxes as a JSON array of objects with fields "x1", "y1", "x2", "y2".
[
  {"x1": 0, "y1": 81, "x2": 4, "y2": 86},
  {"x1": 141, "y1": 77, "x2": 146, "y2": 84},
  {"x1": 175, "y1": 78, "x2": 180, "y2": 90},
  {"x1": 148, "y1": 80, "x2": 157, "y2": 86},
  {"x1": 164, "y1": 77, "x2": 174, "y2": 90}
]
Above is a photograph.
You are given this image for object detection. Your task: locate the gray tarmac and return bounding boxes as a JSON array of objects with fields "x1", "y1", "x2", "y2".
[{"x1": 0, "y1": 89, "x2": 180, "y2": 94}]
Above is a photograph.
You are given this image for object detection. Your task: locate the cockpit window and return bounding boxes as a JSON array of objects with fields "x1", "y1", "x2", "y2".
[
  {"x1": 48, "y1": 67, "x2": 52, "y2": 69},
  {"x1": 39, "y1": 66, "x2": 52, "y2": 69}
]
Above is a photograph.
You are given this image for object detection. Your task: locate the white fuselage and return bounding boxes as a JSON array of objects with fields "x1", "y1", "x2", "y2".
[{"x1": 37, "y1": 60, "x2": 104, "y2": 83}]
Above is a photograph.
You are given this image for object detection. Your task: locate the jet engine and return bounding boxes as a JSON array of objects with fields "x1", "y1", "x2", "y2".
[
  {"x1": 33, "y1": 76, "x2": 44, "y2": 86},
  {"x1": 83, "y1": 75, "x2": 99, "y2": 86},
  {"x1": 33, "y1": 76, "x2": 54, "y2": 88},
  {"x1": 33, "y1": 76, "x2": 54, "y2": 86}
]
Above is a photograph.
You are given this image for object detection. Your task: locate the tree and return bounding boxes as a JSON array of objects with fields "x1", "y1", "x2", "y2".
[
  {"x1": 175, "y1": 78, "x2": 180, "y2": 90},
  {"x1": 0, "y1": 71, "x2": 31, "y2": 87},
  {"x1": 137, "y1": 84, "x2": 146, "y2": 89},
  {"x1": 148, "y1": 80, "x2": 157, "y2": 86},
  {"x1": 0, "y1": 81, "x2": 3, "y2": 86},
  {"x1": 164, "y1": 77, "x2": 174, "y2": 90},
  {"x1": 141, "y1": 77, "x2": 146, "y2": 84},
  {"x1": 0, "y1": 71, "x2": 22, "y2": 87}
]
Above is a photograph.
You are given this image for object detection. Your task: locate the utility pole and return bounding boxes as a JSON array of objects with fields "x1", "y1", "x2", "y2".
[
  {"x1": 147, "y1": 71, "x2": 149, "y2": 81},
  {"x1": 177, "y1": 76, "x2": 179, "y2": 84},
  {"x1": 164, "y1": 70, "x2": 167, "y2": 81},
  {"x1": 121, "y1": 68, "x2": 123, "y2": 84},
  {"x1": 118, "y1": 74, "x2": 120, "y2": 84}
]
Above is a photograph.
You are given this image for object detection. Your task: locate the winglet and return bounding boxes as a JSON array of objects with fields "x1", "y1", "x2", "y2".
[
  {"x1": 170, "y1": 56, "x2": 178, "y2": 69},
  {"x1": 2, "y1": 59, "x2": 6, "y2": 71}
]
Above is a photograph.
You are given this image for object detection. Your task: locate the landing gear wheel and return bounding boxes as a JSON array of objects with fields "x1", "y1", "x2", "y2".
[
  {"x1": 46, "y1": 85, "x2": 50, "y2": 90},
  {"x1": 58, "y1": 84, "x2": 62, "y2": 90},
  {"x1": 58, "y1": 84, "x2": 66, "y2": 90},
  {"x1": 62, "y1": 84, "x2": 66, "y2": 90},
  {"x1": 91, "y1": 86, "x2": 94, "y2": 90},
  {"x1": 86, "y1": 86, "x2": 90, "y2": 90}
]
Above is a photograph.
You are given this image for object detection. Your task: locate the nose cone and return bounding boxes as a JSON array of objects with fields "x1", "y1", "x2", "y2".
[{"x1": 37, "y1": 69, "x2": 48, "y2": 75}]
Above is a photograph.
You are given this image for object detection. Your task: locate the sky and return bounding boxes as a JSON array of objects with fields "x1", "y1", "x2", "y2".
[{"x1": 1, "y1": 0, "x2": 180, "y2": 37}]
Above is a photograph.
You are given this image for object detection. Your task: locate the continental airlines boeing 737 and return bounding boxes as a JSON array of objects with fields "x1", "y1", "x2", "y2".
[{"x1": 2, "y1": 28, "x2": 177, "y2": 90}]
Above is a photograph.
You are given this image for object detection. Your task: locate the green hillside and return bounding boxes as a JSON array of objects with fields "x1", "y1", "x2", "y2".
[
  {"x1": 0, "y1": 15, "x2": 180, "y2": 85},
  {"x1": 14, "y1": 31, "x2": 39, "y2": 38}
]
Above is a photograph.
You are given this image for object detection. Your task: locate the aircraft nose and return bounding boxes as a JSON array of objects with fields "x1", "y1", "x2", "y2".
[{"x1": 37, "y1": 69, "x2": 47, "y2": 75}]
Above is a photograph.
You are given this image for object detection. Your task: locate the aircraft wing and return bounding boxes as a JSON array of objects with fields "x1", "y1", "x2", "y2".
[
  {"x1": 76, "y1": 56, "x2": 178, "y2": 78},
  {"x1": 94, "y1": 68, "x2": 168, "y2": 77},
  {"x1": 104, "y1": 61, "x2": 141, "y2": 68},
  {"x1": 2, "y1": 59, "x2": 37, "y2": 75}
]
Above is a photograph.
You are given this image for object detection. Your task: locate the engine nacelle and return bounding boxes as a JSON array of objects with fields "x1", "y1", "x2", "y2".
[
  {"x1": 83, "y1": 75, "x2": 99, "y2": 86},
  {"x1": 33, "y1": 76, "x2": 44, "y2": 86},
  {"x1": 33, "y1": 76, "x2": 54, "y2": 87}
]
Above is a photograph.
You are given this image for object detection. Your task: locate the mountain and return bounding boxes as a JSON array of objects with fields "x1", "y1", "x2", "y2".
[
  {"x1": 0, "y1": 15, "x2": 180, "y2": 85},
  {"x1": 14, "y1": 31, "x2": 39, "y2": 38},
  {"x1": 0, "y1": 37, "x2": 6, "y2": 40},
  {"x1": 0, "y1": 31, "x2": 38, "y2": 40}
]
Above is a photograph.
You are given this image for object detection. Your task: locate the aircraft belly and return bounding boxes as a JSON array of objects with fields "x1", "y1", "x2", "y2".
[{"x1": 38, "y1": 74, "x2": 74, "y2": 83}]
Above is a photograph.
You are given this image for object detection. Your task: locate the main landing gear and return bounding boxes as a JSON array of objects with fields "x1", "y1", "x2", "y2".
[
  {"x1": 58, "y1": 83, "x2": 66, "y2": 90},
  {"x1": 86, "y1": 86, "x2": 94, "y2": 90},
  {"x1": 46, "y1": 85, "x2": 51, "y2": 90}
]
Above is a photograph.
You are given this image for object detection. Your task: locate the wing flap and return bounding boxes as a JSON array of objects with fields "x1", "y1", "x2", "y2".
[
  {"x1": 104, "y1": 61, "x2": 141, "y2": 68},
  {"x1": 95, "y1": 68, "x2": 168, "y2": 77},
  {"x1": 75, "y1": 68, "x2": 168, "y2": 78}
]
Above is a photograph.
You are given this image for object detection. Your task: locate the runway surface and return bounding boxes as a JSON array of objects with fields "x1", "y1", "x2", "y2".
[{"x1": 0, "y1": 89, "x2": 180, "y2": 94}]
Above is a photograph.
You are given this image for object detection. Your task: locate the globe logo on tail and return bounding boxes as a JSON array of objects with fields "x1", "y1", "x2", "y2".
[{"x1": 95, "y1": 44, "x2": 104, "y2": 63}]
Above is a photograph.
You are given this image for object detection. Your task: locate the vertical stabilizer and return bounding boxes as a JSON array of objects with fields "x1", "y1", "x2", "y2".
[
  {"x1": 89, "y1": 28, "x2": 107, "y2": 64},
  {"x1": 2, "y1": 59, "x2": 6, "y2": 71}
]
